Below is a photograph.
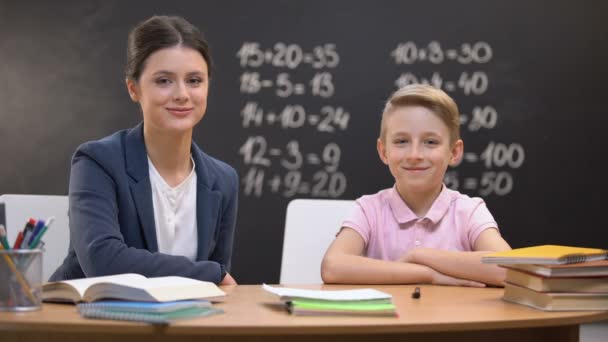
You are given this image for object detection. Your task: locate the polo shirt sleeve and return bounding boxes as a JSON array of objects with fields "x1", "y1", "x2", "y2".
[
  {"x1": 467, "y1": 198, "x2": 499, "y2": 248},
  {"x1": 341, "y1": 198, "x2": 374, "y2": 245}
]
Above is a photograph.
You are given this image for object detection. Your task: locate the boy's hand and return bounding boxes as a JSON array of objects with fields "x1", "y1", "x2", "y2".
[
  {"x1": 398, "y1": 247, "x2": 426, "y2": 264},
  {"x1": 398, "y1": 249, "x2": 415, "y2": 263},
  {"x1": 398, "y1": 249, "x2": 486, "y2": 287},
  {"x1": 429, "y1": 269, "x2": 485, "y2": 288}
]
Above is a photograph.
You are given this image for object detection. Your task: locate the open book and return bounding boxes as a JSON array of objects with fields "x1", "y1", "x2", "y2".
[
  {"x1": 481, "y1": 245, "x2": 608, "y2": 265},
  {"x1": 43, "y1": 273, "x2": 226, "y2": 303}
]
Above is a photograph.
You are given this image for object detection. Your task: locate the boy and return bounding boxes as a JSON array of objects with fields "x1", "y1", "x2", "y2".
[{"x1": 321, "y1": 84, "x2": 511, "y2": 286}]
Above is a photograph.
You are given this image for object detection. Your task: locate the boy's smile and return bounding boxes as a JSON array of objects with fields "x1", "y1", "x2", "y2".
[
  {"x1": 377, "y1": 105, "x2": 463, "y2": 201},
  {"x1": 403, "y1": 166, "x2": 430, "y2": 172}
]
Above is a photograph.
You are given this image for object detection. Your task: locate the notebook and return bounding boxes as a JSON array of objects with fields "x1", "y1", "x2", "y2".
[
  {"x1": 287, "y1": 299, "x2": 396, "y2": 316},
  {"x1": 43, "y1": 273, "x2": 226, "y2": 303},
  {"x1": 76, "y1": 300, "x2": 212, "y2": 313},
  {"x1": 262, "y1": 284, "x2": 392, "y2": 301},
  {"x1": 77, "y1": 301, "x2": 223, "y2": 324},
  {"x1": 481, "y1": 245, "x2": 608, "y2": 265},
  {"x1": 503, "y1": 260, "x2": 608, "y2": 278},
  {"x1": 262, "y1": 284, "x2": 397, "y2": 317}
]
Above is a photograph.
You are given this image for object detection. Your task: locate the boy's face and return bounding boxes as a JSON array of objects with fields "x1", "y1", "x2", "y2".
[{"x1": 377, "y1": 105, "x2": 463, "y2": 198}]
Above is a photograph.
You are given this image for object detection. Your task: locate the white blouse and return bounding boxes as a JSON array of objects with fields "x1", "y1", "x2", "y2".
[{"x1": 148, "y1": 156, "x2": 198, "y2": 261}]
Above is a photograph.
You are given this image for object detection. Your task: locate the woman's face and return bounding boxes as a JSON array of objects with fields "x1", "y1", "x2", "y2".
[{"x1": 127, "y1": 46, "x2": 209, "y2": 134}]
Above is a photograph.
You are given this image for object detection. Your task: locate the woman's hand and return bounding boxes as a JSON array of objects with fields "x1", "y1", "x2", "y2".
[{"x1": 220, "y1": 272, "x2": 238, "y2": 285}]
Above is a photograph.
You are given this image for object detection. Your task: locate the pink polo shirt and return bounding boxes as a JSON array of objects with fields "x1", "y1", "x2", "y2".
[{"x1": 342, "y1": 185, "x2": 498, "y2": 261}]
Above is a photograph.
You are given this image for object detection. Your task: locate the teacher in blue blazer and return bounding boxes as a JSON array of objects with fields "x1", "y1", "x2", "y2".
[{"x1": 50, "y1": 15, "x2": 238, "y2": 285}]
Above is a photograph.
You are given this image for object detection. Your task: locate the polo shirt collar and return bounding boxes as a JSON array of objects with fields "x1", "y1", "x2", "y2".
[
  {"x1": 425, "y1": 185, "x2": 452, "y2": 224},
  {"x1": 388, "y1": 184, "x2": 453, "y2": 224}
]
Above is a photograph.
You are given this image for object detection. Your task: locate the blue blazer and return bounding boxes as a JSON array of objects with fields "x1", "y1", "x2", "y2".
[{"x1": 50, "y1": 123, "x2": 238, "y2": 283}]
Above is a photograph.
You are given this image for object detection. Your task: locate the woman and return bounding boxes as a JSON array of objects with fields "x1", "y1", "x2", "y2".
[{"x1": 50, "y1": 15, "x2": 238, "y2": 285}]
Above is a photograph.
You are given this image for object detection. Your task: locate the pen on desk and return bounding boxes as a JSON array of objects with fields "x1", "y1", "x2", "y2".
[{"x1": 412, "y1": 287, "x2": 421, "y2": 299}]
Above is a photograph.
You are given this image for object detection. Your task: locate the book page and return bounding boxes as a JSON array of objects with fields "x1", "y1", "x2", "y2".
[
  {"x1": 50, "y1": 273, "x2": 146, "y2": 298},
  {"x1": 143, "y1": 277, "x2": 226, "y2": 301},
  {"x1": 262, "y1": 284, "x2": 392, "y2": 301},
  {"x1": 81, "y1": 276, "x2": 225, "y2": 302},
  {"x1": 129, "y1": 276, "x2": 211, "y2": 289}
]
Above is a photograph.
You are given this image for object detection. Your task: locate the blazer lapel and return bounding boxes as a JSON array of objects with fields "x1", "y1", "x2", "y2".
[
  {"x1": 125, "y1": 123, "x2": 158, "y2": 253},
  {"x1": 192, "y1": 143, "x2": 221, "y2": 261},
  {"x1": 196, "y1": 185, "x2": 221, "y2": 260}
]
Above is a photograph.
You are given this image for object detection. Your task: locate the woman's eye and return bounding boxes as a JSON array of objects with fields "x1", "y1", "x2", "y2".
[
  {"x1": 188, "y1": 78, "x2": 203, "y2": 86},
  {"x1": 155, "y1": 78, "x2": 172, "y2": 86}
]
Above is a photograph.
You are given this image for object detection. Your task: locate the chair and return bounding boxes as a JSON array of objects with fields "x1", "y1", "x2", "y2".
[
  {"x1": 280, "y1": 199, "x2": 355, "y2": 284},
  {"x1": 0, "y1": 194, "x2": 69, "y2": 281}
]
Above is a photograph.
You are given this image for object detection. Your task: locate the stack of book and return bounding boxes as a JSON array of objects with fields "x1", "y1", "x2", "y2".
[
  {"x1": 262, "y1": 284, "x2": 397, "y2": 317},
  {"x1": 43, "y1": 273, "x2": 226, "y2": 324},
  {"x1": 482, "y1": 245, "x2": 608, "y2": 311}
]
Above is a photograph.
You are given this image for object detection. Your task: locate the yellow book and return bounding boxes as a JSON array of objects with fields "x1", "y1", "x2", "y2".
[{"x1": 481, "y1": 245, "x2": 608, "y2": 265}]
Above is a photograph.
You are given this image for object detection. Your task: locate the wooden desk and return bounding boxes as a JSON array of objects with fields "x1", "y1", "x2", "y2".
[{"x1": 1, "y1": 284, "x2": 607, "y2": 342}]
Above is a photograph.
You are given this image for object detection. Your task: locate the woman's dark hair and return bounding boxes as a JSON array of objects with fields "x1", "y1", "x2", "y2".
[{"x1": 126, "y1": 15, "x2": 212, "y2": 81}]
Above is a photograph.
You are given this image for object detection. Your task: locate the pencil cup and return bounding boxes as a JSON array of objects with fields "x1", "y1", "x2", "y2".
[{"x1": 0, "y1": 249, "x2": 43, "y2": 311}]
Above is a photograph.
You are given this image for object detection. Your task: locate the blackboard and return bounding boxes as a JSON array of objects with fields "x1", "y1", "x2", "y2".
[{"x1": 1, "y1": 1, "x2": 607, "y2": 284}]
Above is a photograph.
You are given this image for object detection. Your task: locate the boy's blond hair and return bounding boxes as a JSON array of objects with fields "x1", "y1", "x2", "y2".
[{"x1": 380, "y1": 84, "x2": 461, "y2": 145}]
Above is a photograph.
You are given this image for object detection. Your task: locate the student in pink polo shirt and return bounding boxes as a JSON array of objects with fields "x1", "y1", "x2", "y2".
[{"x1": 321, "y1": 84, "x2": 511, "y2": 287}]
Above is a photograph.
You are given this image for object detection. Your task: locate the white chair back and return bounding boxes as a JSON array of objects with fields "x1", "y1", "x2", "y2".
[
  {"x1": 280, "y1": 199, "x2": 355, "y2": 284},
  {"x1": 0, "y1": 194, "x2": 69, "y2": 281}
]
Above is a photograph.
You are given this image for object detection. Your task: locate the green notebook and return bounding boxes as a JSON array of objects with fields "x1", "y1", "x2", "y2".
[
  {"x1": 77, "y1": 300, "x2": 212, "y2": 313},
  {"x1": 287, "y1": 298, "x2": 397, "y2": 317},
  {"x1": 263, "y1": 284, "x2": 397, "y2": 317},
  {"x1": 77, "y1": 302, "x2": 223, "y2": 324}
]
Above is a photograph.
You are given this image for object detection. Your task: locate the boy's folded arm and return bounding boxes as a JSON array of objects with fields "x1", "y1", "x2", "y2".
[
  {"x1": 321, "y1": 227, "x2": 428, "y2": 284},
  {"x1": 321, "y1": 228, "x2": 482, "y2": 286},
  {"x1": 322, "y1": 252, "x2": 432, "y2": 284},
  {"x1": 402, "y1": 229, "x2": 512, "y2": 286}
]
